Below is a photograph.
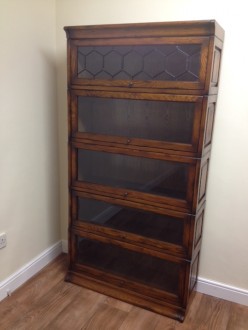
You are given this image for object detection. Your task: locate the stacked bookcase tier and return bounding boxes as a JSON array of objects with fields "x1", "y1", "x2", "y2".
[{"x1": 65, "y1": 20, "x2": 224, "y2": 321}]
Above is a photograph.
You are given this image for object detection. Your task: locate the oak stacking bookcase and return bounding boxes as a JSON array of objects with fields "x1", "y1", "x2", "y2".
[{"x1": 64, "y1": 20, "x2": 224, "y2": 321}]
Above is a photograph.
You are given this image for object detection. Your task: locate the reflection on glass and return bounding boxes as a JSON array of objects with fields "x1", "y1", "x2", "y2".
[
  {"x1": 77, "y1": 237, "x2": 179, "y2": 293},
  {"x1": 78, "y1": 150, "x2": 188, "y2": 200},
  {"x1": 78, "y1": 197, "x2": 183, "y2": 245},
  {"x1": 78, "y1": 97, "x2": 194, "y2": 144}
]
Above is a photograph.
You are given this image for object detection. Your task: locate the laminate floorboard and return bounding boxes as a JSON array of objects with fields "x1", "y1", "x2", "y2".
[{"x1": 0, "y1": 254, "x2": 247, "y2": 330}]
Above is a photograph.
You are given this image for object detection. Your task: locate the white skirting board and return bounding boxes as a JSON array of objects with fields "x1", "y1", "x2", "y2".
[
  {"x1": 0, "y1": 241, "x2": 62, "y2": 302},
  {"x1": 1, "y1": 239, "x2": 248, "y2": 307},
  {"x1": 196, "y1": 277, "x2": 248, "y2": 306}
]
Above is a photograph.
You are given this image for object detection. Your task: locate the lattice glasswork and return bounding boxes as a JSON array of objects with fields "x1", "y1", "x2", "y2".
[{"x1": 77, "y1": 44, "x2": 201, "y2": 81}]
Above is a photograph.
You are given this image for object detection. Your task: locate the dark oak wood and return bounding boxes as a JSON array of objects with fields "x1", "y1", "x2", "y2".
[
  {"x1": 65, "y1": 21, "x2": 224, "y2": 94},
  {"x1": 1, "y1": 255, "x2": 247, "y2": 329},
  {"x1": 64, "y1": 20, "x2": 224, "y2": 42},
  {"x1": 65, "y1": 20, "x2": 224, "y2": 321},
  {"x1": 70, "y1": 90, "x2": 204, "y2": 156}
]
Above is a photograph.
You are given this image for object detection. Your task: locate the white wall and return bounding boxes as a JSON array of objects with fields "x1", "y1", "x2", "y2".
[
  {"x1": 56, "y1": 0, "x2": 248, "y2": 292},
  {"x1": 0, "y1": 0, "x2": 60, "y2": 281}
]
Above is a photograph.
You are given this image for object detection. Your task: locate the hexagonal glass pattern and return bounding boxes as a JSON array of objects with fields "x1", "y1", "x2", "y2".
[
  {"x1": 166, "y1": 51, "x2": 187, "y2": 78},
  {"x1": 104, "y1": 51, "x2": 122, "y2": 76},
  {"x1": 85, "y1": 51, "x2": 103, "y2": 75},
  {"x1": 144, "y1": 50, "x2": 165, "y2": 78},
  {"x1": 77, "y1": 44, "x2": 201, "y2": 81},
  {"x1": 123, "y1": 51, "x2": 143, "y2": 76}
]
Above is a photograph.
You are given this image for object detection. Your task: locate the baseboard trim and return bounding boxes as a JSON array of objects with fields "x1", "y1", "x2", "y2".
[
  {"x1": 0, "y1": 241, "x2": 62, "y2": 302},
  {"x1": 196, "y1": 277, "x2": 248, "y2": 306}
]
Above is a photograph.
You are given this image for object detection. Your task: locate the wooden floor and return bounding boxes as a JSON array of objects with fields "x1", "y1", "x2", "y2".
[{"x1": 0, "y1": 254, "x2": 248, "y2": 330}]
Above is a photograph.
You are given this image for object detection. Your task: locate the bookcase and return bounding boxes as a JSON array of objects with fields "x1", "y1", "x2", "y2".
[{"x1": 64, "y1": 20, "x2": 224, "y2": 321}]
